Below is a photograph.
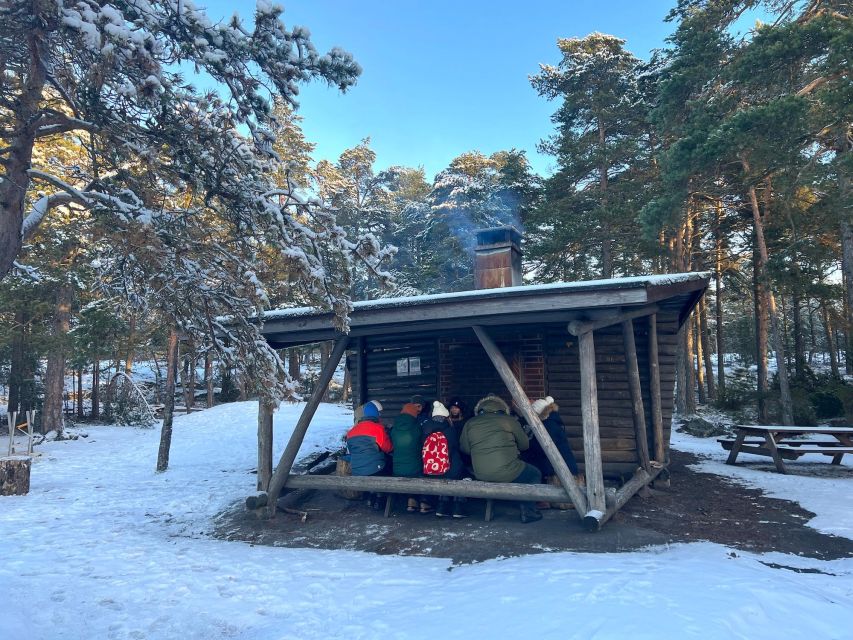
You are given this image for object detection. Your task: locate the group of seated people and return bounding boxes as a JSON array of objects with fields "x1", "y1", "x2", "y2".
[{"x1": 344, "y1": 393, "x2": 583, "y2": 524}]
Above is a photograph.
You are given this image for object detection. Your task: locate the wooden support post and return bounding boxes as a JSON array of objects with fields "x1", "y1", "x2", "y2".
[
  {"x1": 266, "y1": 336, "x2": 350, "y2": 515},
  {"x1": 586, "y1": 465, "x2": 665, "y2": 530},
  {"x1": 622, "y1": 320, "x2": 651, "y2": 473},
  {"x1": 579, "y1": 330, "x2": 606, "y2": 522},
  {"x1": 257, "y1": 401, "x2": 274, "y2": 491},
  {"x1": 485, "y1": 499, "x2": 494, "y2": 522},
  {"x1": 472, "y1": 326, "x2": 589, "y2": 515}
]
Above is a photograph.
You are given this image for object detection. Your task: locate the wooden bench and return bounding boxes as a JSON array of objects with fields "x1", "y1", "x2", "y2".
[{"x1": 721, "y1": 425, "x2": 853, "y2": 473}]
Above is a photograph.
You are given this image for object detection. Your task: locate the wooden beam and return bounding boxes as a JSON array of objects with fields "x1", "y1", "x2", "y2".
[
  {"x1": 262, "y1": 287, "x2": 649, "y2": 340},
  {"x1": 583, "y1": 465, "x2": 665, "y2": 531},
  {"x1": 648, "y1": 314, "x2": 665, "y2": 464},
  {"x1": 567, "y1": 304, "x2": 660, "y2": 337},
  {"x1": 622, "y1": 319, "x2": 651, "y2": 473},
  {"x1": 472, "y1": 326, "x2": 589, "y2": 515},
  {"x1": 355, "y1": 337, "x2": 367, "y2": 406},
  {"x1": 282, "y1": 474, "x2": 581, "y2": 502},
  {"x1": 579, "y1": 330, "x2": 606, "y2": 520},
  {"x1": 257, "y1": 401, "x2": 274, "y2": 491},
  {"x1": 266, "y1": 336, "x2": 350, "y2": 514}
]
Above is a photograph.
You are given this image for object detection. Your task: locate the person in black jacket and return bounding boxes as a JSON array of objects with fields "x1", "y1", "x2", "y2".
[
  {"x1": 422, "y1": 401, "x2": 467, "y2": 518},
  {"x1": 525, "y1": 396, "x2": 581, "y2": 478}
]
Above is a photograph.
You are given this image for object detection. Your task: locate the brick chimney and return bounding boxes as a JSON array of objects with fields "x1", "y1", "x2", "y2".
[{"x1": 474, "y1": 226, "x2": 522, "y2": 289}]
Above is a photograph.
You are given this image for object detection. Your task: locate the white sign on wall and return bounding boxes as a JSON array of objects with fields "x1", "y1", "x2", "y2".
[{"x1": 396, "y1": 357, "x2": 422, "y2": 377}]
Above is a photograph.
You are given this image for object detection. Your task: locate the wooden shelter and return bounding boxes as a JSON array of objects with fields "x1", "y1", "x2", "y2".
[{"x1": 254, "y1": 229, "x2": 709, "y2": 530}]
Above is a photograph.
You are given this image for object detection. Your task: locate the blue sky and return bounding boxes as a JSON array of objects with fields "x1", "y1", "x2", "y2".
[{"x1": 206, "y1": 1, "x2": 680, "y2": 179}]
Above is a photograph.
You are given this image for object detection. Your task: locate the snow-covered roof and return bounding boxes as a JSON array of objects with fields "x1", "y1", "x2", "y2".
[
  {"x1": 259, "y1": 272, "x2": 710, "y2": 347},
  {"x1": 263, "y1": 272, "x2": 710, "y2": 321}
]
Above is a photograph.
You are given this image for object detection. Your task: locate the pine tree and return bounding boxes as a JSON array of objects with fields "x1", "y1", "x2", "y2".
[
  {"x1": 418, "y1": 151, "x2": 540, "y2": 292},
  {"x1": 529, "y1": 33, "x2": 650, "y2": 279},
  {"x1": 1, "y1": 1, "x2": 395, "y2": 416}
]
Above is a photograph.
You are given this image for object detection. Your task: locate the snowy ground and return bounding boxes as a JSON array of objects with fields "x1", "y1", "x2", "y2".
[{"x1": 2, "y1": 402, "x2": 853, "y2": 639}]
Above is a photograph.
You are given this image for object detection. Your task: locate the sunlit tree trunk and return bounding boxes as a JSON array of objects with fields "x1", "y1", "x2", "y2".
[
  {"x1": 43, "y1": 284, "x2": 72, "y2": 436},
  {"x1": 157, "y1": 328, "x2": 179, "y2": 472}
]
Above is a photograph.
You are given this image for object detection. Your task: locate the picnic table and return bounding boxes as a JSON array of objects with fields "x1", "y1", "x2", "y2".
[{"x1": 719, "y1": 425, "x2": 853, "y2": 474}]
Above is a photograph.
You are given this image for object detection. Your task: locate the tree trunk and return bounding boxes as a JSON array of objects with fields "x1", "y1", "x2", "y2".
[
  {"x1": 288, "y1": 348, "x2": 300, "y2": 381},
  {"x1": 0, "y1": 28, "x2": 48, "y2": 279},
  {"x1": 91, "y1": 357, "x2": 101, "y2": 419},
  {"x1": 125, "y1": 315, "x2": 136, "y2": 374},
  {"x1": 714, "y1": 201, "x2": 726, "y2": 393},
  {"x1": 746, "y1": 176, "x2": 793, "y2": 425},
  {"x1": 342, "y1": 365, "x2": 351, "y2": 404},
  {"x1": 156, "y1": 329, "x2": 179, "y2": 472},
  {"x1": 7, "y1": 308, "x2": 28, "y2": 414},
  {"x1": 320, "y1": 341, "x2": 333, "y2": 402},
  {"x1": 151, "y1": 351, "x2": 162, "y2": 405},
  {"x1": 694, "y1": 313, "x2": 706, "y2": 405},
  {"x1": 183, "y1": 343, "x2": 195, "y2": 411},
  {"x1": 0, "y1": 457, "x2": 31, "y2": 496},
  {"x1": 842, "y1": 221, "x2": 853, "y2": 374},
  {"x1": 42, "y1": 284, "x2": 72, "y2": 436},
  {"x1": 205, "y1": 350, "x2": 215, "y2": 408},
  {"x1": 684, "y1": 314, "x2": 697, "y2": 413},
  {"x1": 822, "y1": 302, "x2": 840, "y2": 378},
  {"x1": 792, "y1": 289, "x2": 806, "y2": 379},
  {"x1": 76, "y1": 367, "x2": 84, "y2": 420},
  {"x1": 754, "y1": 233, "x2": 770, "y2": 424},
  {"x1": 699, "y1": 297, "x2": 716, "y2": 400},
  {"x1": 597, "y1": 118, "x2": 613, "y2": 279},
  {"x1": 807, "y1": 301, "x2": 818, "y2": 365}
]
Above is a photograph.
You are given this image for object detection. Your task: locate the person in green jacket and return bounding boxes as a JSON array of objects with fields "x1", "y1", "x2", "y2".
[
  {"x1": 460, "y1": 394, "x2": 543, "y2": 523},
  {"x1": 391, "y1": 399, "x2": 432, "y2": 513}
]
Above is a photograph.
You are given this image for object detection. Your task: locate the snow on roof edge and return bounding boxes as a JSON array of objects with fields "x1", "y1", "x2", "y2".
[{"x1": 262, "y1": 271, "x2": 711, "y2": 321}]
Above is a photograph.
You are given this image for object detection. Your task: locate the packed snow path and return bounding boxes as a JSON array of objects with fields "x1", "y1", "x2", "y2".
[{"x1": 2, "y1": 402, "x2": 852, "y2": 639}]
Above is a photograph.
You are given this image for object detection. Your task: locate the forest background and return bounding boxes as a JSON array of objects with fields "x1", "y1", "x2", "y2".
[{"x1": 2, "y1": 0, "x2": 851, "y2": 440}]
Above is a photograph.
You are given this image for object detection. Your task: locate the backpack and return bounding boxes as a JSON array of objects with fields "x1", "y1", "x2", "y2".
[{"x1": 422, "y1": 431, "x2": 450, "y2": 475}]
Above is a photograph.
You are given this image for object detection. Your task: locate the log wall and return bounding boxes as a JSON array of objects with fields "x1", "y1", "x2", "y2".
[
  {"x1": 545, "y1": 311, "x2": 679, "y2": 477},
  {"x1": 345, "y1": 308, "x2": 682, "y2": 478},
  {"x1": 349, "y1": 335, "x2": 439, "y2": 419}
]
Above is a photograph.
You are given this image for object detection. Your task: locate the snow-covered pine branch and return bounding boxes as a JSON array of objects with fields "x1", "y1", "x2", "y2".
[{"x1": 2, "y1": 1, "x2": 392, "y2": 403}]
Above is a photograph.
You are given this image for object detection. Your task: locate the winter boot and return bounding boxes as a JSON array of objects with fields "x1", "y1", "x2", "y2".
[
  {"x1": 452, "y1": 501, "x2": 468, "y2": 519},
  {"x1": 436, "y1": 498, "x2": 451, "y2": 517},
  {"x1": 406, "y1": 497, "x2": 418, "y2": 513},
  {"x1": 520, "y1": 504, "x2": 543, "y2": 524}
]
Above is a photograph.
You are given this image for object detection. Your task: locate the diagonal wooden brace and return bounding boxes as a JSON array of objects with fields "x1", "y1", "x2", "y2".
[
  {"x1": 266, "y1": 336, "x2": 350, "y2": 515},
  {"x1": 472, "y1": 326, "x2": 589, "y2": 515}
]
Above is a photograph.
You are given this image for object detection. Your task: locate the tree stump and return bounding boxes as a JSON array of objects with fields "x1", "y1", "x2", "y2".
[{"x1": 0, "y1": 456, "x2": 32, "y2": 495}]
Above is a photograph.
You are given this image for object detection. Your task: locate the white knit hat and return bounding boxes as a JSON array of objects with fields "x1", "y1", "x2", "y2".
[
  {"x1": 432, "y1": 401, "x2": 450, "y2": 418},
  {"x1": 531, "y1": 396, "x2": 555, "y2": 416}
]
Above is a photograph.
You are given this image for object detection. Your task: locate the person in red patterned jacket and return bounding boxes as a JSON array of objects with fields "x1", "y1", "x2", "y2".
[{"x1": 345, "y1": 401, "x2": 393, "y2": 509}]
